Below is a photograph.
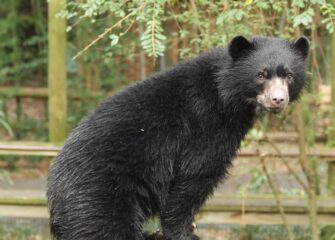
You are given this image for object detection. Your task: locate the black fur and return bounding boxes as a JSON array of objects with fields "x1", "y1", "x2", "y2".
[{"x1": 47, "y1": 36, "x2": 309, "y2": 240}]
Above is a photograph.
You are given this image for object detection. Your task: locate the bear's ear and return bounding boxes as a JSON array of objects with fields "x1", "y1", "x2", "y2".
[
  {"x1": 228, "y1": 36, "x2": 253, "y2": 60},
  {"x1": 293, "y1": 36, "x2": 309, "y2": 59}
]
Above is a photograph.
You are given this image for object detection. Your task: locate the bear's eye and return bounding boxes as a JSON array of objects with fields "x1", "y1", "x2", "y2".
[
  {"x1": 287, "y1": 73, "x2": 294, "y2": 83},
  {"x1": 257, "y1": 72, "x2": 265, "y2": 79}
]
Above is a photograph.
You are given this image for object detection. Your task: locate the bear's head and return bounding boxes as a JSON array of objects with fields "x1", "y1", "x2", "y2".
[{"x1": 225, "y1": 35, "x2": 309, "y2": 114}]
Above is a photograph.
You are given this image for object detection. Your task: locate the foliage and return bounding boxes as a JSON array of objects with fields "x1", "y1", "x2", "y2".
[
  {"x1": 0, "y1": 169, "x2": 13, "y2": 185},
  {"x1": 67, "y1": 92, "x2": 102, "y2": 130},
  {"x1": 320, "y1": 3, "x2": 335, "y2": 33},
  {"x1": 320, "y1": 225, "x2": 335, "y2": 240},
  {"x1": 0, "y1": 0, "x2": 47, "y2": 86},
  {"x1": 229, "y1": 224, "x2": 312, "y2": 240},
  {"x1": 0, "y1": 219, "x2": 50, "y2": 240},
  {"x1": 1, "y1": 0, "x2": 334, "y2": 141},
  {"x1": 60, "y1": 0, "x2": 335, "y2": 59},
  {"x1": 139, "y1": 2, "x2": 166, "y2": 58},
  {"x1": 0, "y1": 107, "x2": 13, "y2": 138},
  {"x1": 0, "y1": 0, "x2": 333, "y2": 148},
  {"x1": 239, "y1": 166, "x2": 267, "y2": 193},
  {"x1": 12, "y1": 115, "x2": 47, "y2": 140}
]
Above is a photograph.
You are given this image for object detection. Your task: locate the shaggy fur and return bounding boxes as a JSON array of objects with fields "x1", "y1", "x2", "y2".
[{"x1": 47, "y1": 36, "x2": 309, "y2": 240}]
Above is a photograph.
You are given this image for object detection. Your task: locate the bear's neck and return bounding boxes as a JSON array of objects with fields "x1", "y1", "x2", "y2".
[
  {"x1": 181, "y1": 49, "x2": 257, "y2": 141},
  {"x1": 187, "y1": 75, "x2": 257, "y2": 143},
  {"x1": 192, "y1": 78, "x2": 257, "y2": 142}
]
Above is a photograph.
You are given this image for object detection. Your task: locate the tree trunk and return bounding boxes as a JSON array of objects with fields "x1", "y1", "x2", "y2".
[{"x1": 327, "y1": 23, "x2": 335, "y2": 195}]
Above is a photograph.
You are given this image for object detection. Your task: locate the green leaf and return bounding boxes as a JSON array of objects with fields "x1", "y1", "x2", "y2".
[
  {"x1": 293, "y1": 9, "x2": 314, "y2": 27},
  {"x1": 245, "y1": 0, "x2": 253, "y2": 5},
  {"x1": 0, "y1": 118, "x2": 13, "y2": 137},
  {"x1": 292, "y1": 0, "x2": 304, "y2": 8},
  {"x1": 216, "y1": 15, "x2": 225, "y2": 25},
  {"x1": 310, "y1": 0, "x2": 326, "y2": 5}
]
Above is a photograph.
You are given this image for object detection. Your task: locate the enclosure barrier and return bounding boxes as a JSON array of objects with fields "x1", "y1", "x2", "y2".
[
  {"x1": 0, "y1": 193, "x2": 334, "y2": 225},
  {"x1": 0, "y1": 142, "x2": 335, "y2": 225}
]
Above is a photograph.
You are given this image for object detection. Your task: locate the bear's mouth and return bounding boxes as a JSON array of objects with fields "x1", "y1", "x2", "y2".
[
  {"x1": 258, "y1": 101, "x2": 288, "y2": 114},
  {"x1": 255, "y1": 103, "x2": 286, "y2": 116},
  {"x1": 267, "y1": 106, "x2": 284, "y2": 114}
]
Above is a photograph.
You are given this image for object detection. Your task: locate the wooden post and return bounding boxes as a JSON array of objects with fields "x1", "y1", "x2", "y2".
[
  {"x1": 48, "y1": 0, "x2": 67, "y2": 143},
  {"x1": 327, "y1": 27, "x2": 335, "y2": 194}
]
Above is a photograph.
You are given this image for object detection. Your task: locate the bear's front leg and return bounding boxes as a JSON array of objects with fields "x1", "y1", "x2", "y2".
[
  {"x1": 160, "y1": 176, "x2": 215, "y2": 240},
  {"x1": 144, "y1": 222, "x2": 197, "y2": 240}
]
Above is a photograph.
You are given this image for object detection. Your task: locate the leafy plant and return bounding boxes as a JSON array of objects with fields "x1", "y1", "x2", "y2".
[
  {"x1": 0, "y1": 0, "x2": 48, "y2": 86},
  {"x1": 0, "y1": 101, "x2": 13, "y2": 137},
  {"x1": 58, "y1": 0, "x2": 335, "y2": 60},
  {"x1": 320, "y1": 3, "x2": 335, "y2": 33}
]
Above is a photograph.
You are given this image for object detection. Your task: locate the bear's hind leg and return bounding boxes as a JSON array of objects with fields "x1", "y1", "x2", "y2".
[{"x1": 49, "y1": 187, "x2": 147, "y2": 240}]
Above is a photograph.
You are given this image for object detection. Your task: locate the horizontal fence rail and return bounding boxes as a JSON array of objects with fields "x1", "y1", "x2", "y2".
[
  {"x1": 1, "y1": 142, "x2": 335, "y2": 160},
  {"x1": 0, "y1": 194, "x2": 334, "y2": 225}
]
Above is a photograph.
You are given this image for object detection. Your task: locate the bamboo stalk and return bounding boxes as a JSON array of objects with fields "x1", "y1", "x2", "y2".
[
  {"x1": 327, "y1": 11, "x2": 335, "y2": 194},
  {"x1": 296, "y1": 102, "x2": 320, "y2": 240},
  {"x1": 311, "y1": 24, "x2": 322, "y2": 93},
  {"x1": 48, "y1": 0, "x2": 67, "y2": 143},
  {"x1": 293, "y1": 20, "x2": 320, "y2": 239}
]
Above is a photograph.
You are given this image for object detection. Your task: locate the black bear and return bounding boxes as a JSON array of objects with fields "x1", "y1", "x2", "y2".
[{"x1": 47, "y1": 36, "x2": 309, "y2": 240}]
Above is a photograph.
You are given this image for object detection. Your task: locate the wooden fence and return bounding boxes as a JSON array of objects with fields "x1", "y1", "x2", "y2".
[{"x1": 0, "y1": 141, "x2": 335, "y2": 225}]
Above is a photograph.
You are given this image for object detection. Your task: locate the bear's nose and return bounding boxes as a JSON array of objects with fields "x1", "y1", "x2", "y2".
[
  {"x1": 272, "y1": 97, "x2": 284, "y2": 105},
  {"x1": 271, "y1": 90, "x2": 286, "y2": 106}
]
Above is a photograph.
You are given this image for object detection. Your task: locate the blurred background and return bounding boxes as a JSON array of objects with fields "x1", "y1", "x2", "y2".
[{"x1": 0, "y1": 0, "x2": 335, "y2": 239}]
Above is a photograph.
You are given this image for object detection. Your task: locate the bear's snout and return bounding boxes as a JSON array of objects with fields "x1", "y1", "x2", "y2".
[{"x1": 257, "y1": 77, "x2": 289, "y2": 113}]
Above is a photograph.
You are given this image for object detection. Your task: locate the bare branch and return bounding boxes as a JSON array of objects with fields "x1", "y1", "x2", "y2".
[
  {"x1": 73, "y1": 4, "x2": 145, "y2": 60},
  {"x1": 258, "y1": 151, "x2": 294, "y2": 240},
  {"x1": 264, "y1": 136, "x2": 309, "y2": 193}
]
